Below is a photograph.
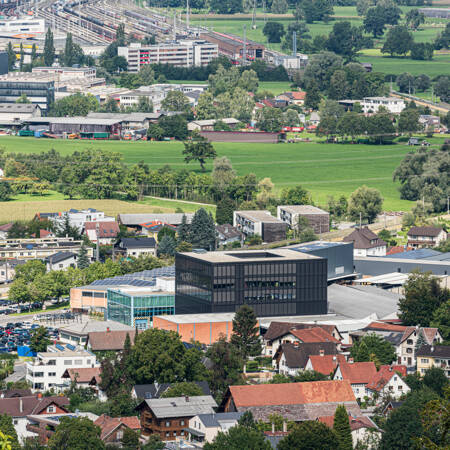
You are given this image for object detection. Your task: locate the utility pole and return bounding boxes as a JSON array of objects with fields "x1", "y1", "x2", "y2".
[
  {"x1": 186, "y1": 0, "x2": 189, "y2": 31},
  {"x1": 359, "y1": 212, "x2": 362, "y2": 228},
  {"x1": 292, "y1": 31, "x2": 297, "y2": 57},
  {"x1": 243, "y1": 24, "x2": 246, "y2": 66},
  {"x1": 447, "y1": 196, "x2": 449, "y2": 215},
  {"x1": 251, "y1": 0, "x2": 256, "y2": 29}
]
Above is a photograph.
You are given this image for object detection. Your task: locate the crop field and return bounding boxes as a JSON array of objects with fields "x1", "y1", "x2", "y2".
[{"x1": 2, "y1": 135, "x2": 447, "y2": 211}]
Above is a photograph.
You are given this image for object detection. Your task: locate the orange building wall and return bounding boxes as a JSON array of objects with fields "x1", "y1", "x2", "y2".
[
  {"x1": 153, "y1": 317, "x2": 234, "y2": 345},
  {"x1": 70, "y1": 287, "x2": 107, "y2": 310}
]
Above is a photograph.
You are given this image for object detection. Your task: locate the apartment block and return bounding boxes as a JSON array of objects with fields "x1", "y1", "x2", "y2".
[
  {"x1": 118, "y1": 41, "x2": 218, "y2": 73},
  {"x1": 233, "y1": 210, "x2": 288, "y2": 243},
  {"x1": 277, "y1": 205, "x2": 330, "y2": 234}
]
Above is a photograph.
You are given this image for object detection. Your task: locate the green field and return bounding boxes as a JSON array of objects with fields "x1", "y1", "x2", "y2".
[
  {"x1": 2, "y1": 135, "x2": 446, "y2": 211},
  {"x1": 169, "y1": 80, "x2": 293, "y2": 94}
]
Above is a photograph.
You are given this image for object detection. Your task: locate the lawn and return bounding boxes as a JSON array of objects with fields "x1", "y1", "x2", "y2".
[
  {"x1": 169, "y1": 80, "x2": 293, "y2": 94},
  {"x1": 1, "y1": 135, "x2": 444, "y2": 211}
]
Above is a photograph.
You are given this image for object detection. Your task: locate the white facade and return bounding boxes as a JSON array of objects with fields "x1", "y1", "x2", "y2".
[
  {"x1": 407, "y1": 229, "x2": 447, "y2": 248},
  {"x1": 361, "y1": 97, "x2": 405, "y2": 114},
  {"x1": 0, "y1": 18, "x2": 45, "y2": 34},
  {"x1": 366, "y1": 373, "x2": 410, "y2": 401},
  {"x1": 26, "y1": 348, "x2": 99, "y2": 392},
  {"x1": 275, "y1": 352, "x2": 301, "y2": 377},
  {"x1": 118, "y1": 41, "x2": 218, "y2": 73},
  {"x1": 353, "y1": 245, "x2": 386, "y2": 257},
  {"x1": 187, "y1": 413, "x2": 241, "y2": 446},
  {"x1": 32, "y1": 67, "x2": 97, "y2": 82},
  {"x1": 46, "y1": 254, "x2": 77, "y2": 271},
  {"x1": 51, "y1": 209, "x2": 115, "y2": 233}
]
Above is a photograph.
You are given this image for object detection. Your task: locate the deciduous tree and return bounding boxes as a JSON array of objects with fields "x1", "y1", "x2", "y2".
[{"x1": 278, "y1": 421, "x2": 339, "y2": 450}]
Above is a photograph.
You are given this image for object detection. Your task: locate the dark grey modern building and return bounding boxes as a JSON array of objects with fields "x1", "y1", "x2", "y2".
[
  {"x1": 0, "y1": 52, "x2": 8, "y2": 75},
  {"x1": 175, "y1": 249, "x2": 327, "y2": 317},
  {"x1": 285, "y1": 241, "x2": 355, "y2": 282}
]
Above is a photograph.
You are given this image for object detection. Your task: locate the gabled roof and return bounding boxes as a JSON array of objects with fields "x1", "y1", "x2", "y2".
[
  {"x1": 364, "y1": 322, "x2": 407, "y2": 333},
  {"x1": 227, "y1": 380, "x2": 356, "y2": 408},
  {"x1": 366, "y1": 365, "x2": 407, "y2": 392},
  {"x1": 46, "y1": 251, "x2": 76, "y2": 264},
  {"x1": 264, "y1": 321, "x2": 339, "y2": 342},
  {"x1": 133, "y1": 381, "x2": 211, "y2": 399},
  {"x1": 139, "y1": 395, "x2": 217, "y2": 418},
  {"x1": 94, "y1": 414, "x2": 139, "y2": 441},
  {"x1": 31, "y1": 229, "x2": 53, "y2": 238},
  {"x1": 196, "y1": 412, "x2": 243, "y2": 428},
  {"x1": 0, "y1": 222, "x2": 13, "y2": 232},
  {"x1": 416, "y1": 345, "x2": 450, "y2": 358},
  {"x1": 276, "y1": 342, "x2": 338, "y2": 369},
  {"x1": 421, "y1": 328, "x2": 440, "y2": 345},
  {"x1": 407, "y1": 226, "x2": 444, "y2": 237},
  {"x1": 307, "y1": 354, "x2": 347, "y2": 375},
  {"x1": 85, "y1": 221, "x2": 120, "y2": 238},
  {"x1": 343, "y1": 227, "x2": 387, "y2": 250},
  {"x1": 216, "y1": 224, "x2": 242, "y2": 240},
  {"x1": 0, "y1": 395, "x2": 69, "y2": 417},
  {"x1": 63, "y1": 368, "x2": 101, "y2": 384},
  {"x1": 337, "y1": 361, "x2": 377, "y2": 384},
  {"x1": 0, "y1": 389, "x2": 32, "y2": 398},
  {"x1": 88, "y1": 330, "x2": 137, "y2": 351},
  {"x1": 318, "y1": 414, "x2": 378, "y2": 432},
  {"x1": 288, "y1": 327, "x2": 340, "y2": 344},
  {"x1": 116, "y1": 237, "x2": 156, "y2": 249}
]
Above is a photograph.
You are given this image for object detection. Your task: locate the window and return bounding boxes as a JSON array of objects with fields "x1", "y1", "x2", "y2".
[
  {"x1": 49, "y1": 372, "x2": 56, "y2": 377},
  {"x1": 394, "y1": 376, "x2": 397, "y2": 381},
  {"x1": 74, "y1": 359, "x2": 82, "y2": 365},
  {"x1": 406, "y1": 348, "x2": 412, "y2": 354},
  {"x1": 64, "y1": 360, "x2": 72, "y2": 365},
  {"x1": 407, "y1": 339, "x2": 413, "y2": 345},
  {"x1": 180, "y1": 420, "x2": 185, "y2": 426},
  {"x1": 166, "y1": 421, "x2": 170, "y2": 427},
  {"x1": 421, "y1": 359, "x2": 429, "y2": 364},
  {"x1": 180, "y1": 431, "x2": 185, "y2": 436},
  {"x1": 166, "y1": 432, "x2": 170, "y2": 437},
  {"x1": 117, "y1": 430, "x2": 123, "y2": 440},
  {"x1": 47, "y1": 406, "x2": 55, "y2": 413},
  {"x1": 398, "y1": 385, "x2": 402, "y2": 390}
]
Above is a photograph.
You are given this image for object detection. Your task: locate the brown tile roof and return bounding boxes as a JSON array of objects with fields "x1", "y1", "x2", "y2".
[
  {"x1": 416, "y1": 345, "x2": 450, "y2": 358},
  {"x1": 343, "y1": 227, "x2": 386, "y2": 250},
  {"x1": 0, "y1": 389, "x2": 32, "y2": 398},
  {"x1": 307, "y1": 354, "x2": 347, "y2": 375},
  {"x1": 264, "y1": 322, "x2": 338, "y2": 341},
  {"x1": 421, "y1": 328, "x2": 440, "y2": 345},
  {"x1": 0, "y1": 396, "x2": 69, "y2": 417},
  {"x1": 407, "y1": 226, "x2": 444, "y2": 237},
  {"x1": 338, "y1": 361, "x2": 377, "y2": 384},
  {"x1": 277, "y1": 342, "x2": 338, "y2": 369},
  {"x1": 289, "y1": 327, "x2": 340, "y2": 344},
  {"x1": 319, "y1": 414, "x2": 377, "y2": 431},
  {"x1": 85, "y1": 221, "x2": 120, "y2": 238},
  {"x1": 365, "y1": 322, "x2": 407, "y2": 333},
  {"x1": 64, "y1": 368, "x2": 101, "y2": 384},
  {"x1": 0, "y1": 222, "x2": 13, "y2": 232},
  {"x1": 119, "y1": 416, "x2": 141, "y2": 430},
  {"x1": 88, "y1": 330, "x2": 136, "y2": 351},
  {"x1": 228, "y1": 380, "x2": 356, "y2": 408},
  {"x1": 366, "y1": 365, "x2": 407, "y2": 392},
  {"x1": 94, "y1": 414, "x2": 139, "y2": 440}
]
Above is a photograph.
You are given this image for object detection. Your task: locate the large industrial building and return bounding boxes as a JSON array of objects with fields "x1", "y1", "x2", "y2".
[
  {"x1": 118, "y1": 41, "x2": 218, "y2": 72},
  {"x1": 175, "y1": 249, "x2": 327, "y2": 317}
]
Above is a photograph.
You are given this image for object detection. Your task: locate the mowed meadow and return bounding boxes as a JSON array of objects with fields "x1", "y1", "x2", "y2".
[{"x1": 0, "y1": 135, "x2": 438, "y2": 211}]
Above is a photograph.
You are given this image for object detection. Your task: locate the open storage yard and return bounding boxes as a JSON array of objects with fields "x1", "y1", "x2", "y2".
[{"x1": 2, "y1": 135, "x2": 447, "y2": 211}]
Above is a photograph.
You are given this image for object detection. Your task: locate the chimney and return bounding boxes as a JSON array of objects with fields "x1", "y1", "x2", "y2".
[
  {"x1": 319, "y1": 349, "x2": 325, "y2": 357},
  {"x1": 283, "y1": 421, "x2": 287, "y2": 433},
  {"x1": 106, "y1": 327, "x2": 110, "y2": 333},
  {"x1": 348, "y1": 357, "x2": 354, "y2": 364},
  {"x1": 19, "y1": 398, "x2": 23, "y2": 413},
  {"x1": 271, "y1": 422, "x2": 275, "y2": 433},
  {"x1": 333, "y1": 356, "x2": 336, "y2": 361}
]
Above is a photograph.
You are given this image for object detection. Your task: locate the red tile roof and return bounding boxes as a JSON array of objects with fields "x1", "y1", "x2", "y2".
[
  {"x1": 85, "y1": 221, "x2": 120, "y2": 238},
  {"x1": 338, "y1": 361, "x2": 377, "y2": 384},
  {"x1": 31, "y1": 229, "x2": 53, "y2": 238},
  {"x1": 421, "y1": 328, "x2": 440, "y2": 345},
  {"x1": 228, "y1": 380, "x2": 356, "y2": 408},
  {"x1": 88, "y1": 330, "x2": 137, "y2": 351},
  {"x1": 64, "y1": 368, "x2": 101, "y2": 384},
  {"x1": 291, "y1": 91, "x2": 306, "y2": 100},
  {"x1": 366, "y1": 365, "x2": 407, "y2": 392},
  {"x1": 94, "y1": 414, "x2": 140, "y2": 440},
  {"x1": 319, "y1": 414, "x2": 377, "y2": 432},
  {"x1": 365, "y1": 322, "x2": 407, "y2": 332},
  {"x1": 289, "y1": 327, "x2": 340, "y2": 344},
  {"x1": 308, "y1": 354, "x2": 347, "y2": 375},
  {"x1": 119, "y1": 416, "x2": 141, "y2": 430},
  {"x1": 264, "y1": 322, "x2": 339, "y2": 342}
]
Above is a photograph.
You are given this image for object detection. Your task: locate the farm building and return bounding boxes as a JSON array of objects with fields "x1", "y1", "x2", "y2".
[{"x1": 24, "y1": 117, "x2": 122, "y2": 135}]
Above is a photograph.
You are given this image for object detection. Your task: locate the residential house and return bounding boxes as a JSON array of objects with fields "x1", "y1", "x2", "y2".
[
  {"x1": 0, "y1": 394, "x2": 69, "y2": 443},
  {"x1": 114, "y1": 237, "x2": 157, "y2": 258},
  {"x1": 45, "y1": 252, "x2": 77, "y2": 271},
  {"x1": 318, "y1": 414, "x2": 381, "y2": 448},
  {"x1": 305, "y1": 354, "x2": 347, "y2": 376},
  {"x1": 50, "y1": 209, "x2": 115, "y2": 233},
  {"x1": 30, "y1": 229, "x2": 55, "y2": 239},
  {"x1": 333, "y1": 360, "x2": 377, "y2": 402},
  {"x1": 132, "y1": 381, "x2": 211, "y2": 400},
  {"x1": 87, "y1": 329, "x2": 137, "y2": 352},
  {"x1": 233, "y1": 210, "x2": 288, "y2": 243},
  {"x1": 84, "y1": 221, "x2": 120, "y2": 245},
  {"x1": 0, "y1": 222, "x2": 13, "y2": 239},
  {"x1": 309, "y1": 112, "x2": 320, "y2": 125},
  {"x1": 273, "y1": 343, "x2": 338, "y2": 376},
  {"x1": 419, "y1": 115, "x2": 440, "y2": 131},
  {"x1": 0, "y1": 259, "x2": 25, "y2": 283},
  {"x1": 382, "y1": 401, "x2": 404, "y2": 416},
  {"x1": 59, "y1": 320, "x2": 134, "y2": 346},
  {"x1": 0, "y1": 103, "x2": 42, "y2": 122},
  {"x1": 358, "y1": 322, "x2": 442, "y2": 369},
  {"x1": 416, "y1": 345, "x2": 450, "y2": 378},
  {"x1": 138, "y1": 222, "x2": 176, "y2": 241},
  {"x1": 0, "y1": 389, "x2": 32, "y2": 398},
  {"x1": 276, "y1": 91, "x2": 306, "y2": 105},
  {"x1": 343, "y1": 227, "x2": 387, "y2": 257},
  {"x1": 26, "y1": 346, "x2": 99, "y2": 392},
  {"x1": 277, "y1": 205, "x2": 330, "y2": 234},
  {"x1": 216, "y1": 224, "x2": 242, "y2": 247},
  {"x1": 27, "y1": 413, "x2": 99, "y2": 445},
  {"x1": 136, "y1": 395, "x2": 218, "y2": 441},
  {"x1": 186, "y1": 412, "x2": 243, "y2": 447},
  {"x1": 94, "y1": 414, "x2": 141, "y2": 444},
  {"x1": 118, "y1": 213, "x2": 194, "y2": 234},
  {"x1": 61, "y1": 368, "x2": 105, "y2": 400},
  {"x1": 407, "y1": 226, "x2": 447, "y2": 248},
  {"x1": 262, "y1": 321, "x2": 342, "y2": 356},
  {"x1": 220, "y1": 380, "x2": 361, "y2": 422},
  {"x1": 366, "y1": 365, "x2": 410, "y2": 402},
  {"x1": 361, "y1": 97, "x2": 405, "y2": 114}
]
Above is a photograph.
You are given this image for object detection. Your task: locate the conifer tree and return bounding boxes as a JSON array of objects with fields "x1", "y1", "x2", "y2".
[
  {"x1": 231, "y1": 305, "x2": 262, "y2": 362},
  {"x1": 189, "y1": 208, "x2": 216, "y2": 250},
  {"x1": 77, "y1": 244, "x2": 90, "y2": 269},
  {"x1": 333, "y1": 405, "x2": 353, "y2": 450},
  {"x1": 7, "y1": 42, "x2": 15, "y2": 71},
  {"x1": 44, "y1": 27, "x2": 55, "y2": 67},
  {"x1": 177, "y1": 214, "x2": 190, "y2": 244}
]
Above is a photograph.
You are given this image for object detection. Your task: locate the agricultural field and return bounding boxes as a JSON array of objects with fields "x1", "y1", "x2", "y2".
[
  {"x1": 2, "y1": 135, "x2": 447, "y2": 211},
  {"x1": 169, "y1": 80, "x2": 293, "y2": 94}
]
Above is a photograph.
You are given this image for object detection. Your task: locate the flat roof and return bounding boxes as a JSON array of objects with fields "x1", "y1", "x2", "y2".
[
  {"x1": 278, "y1": 205, "x2": 328, "y2": 215},
  {"x1": 235, "y1": 210, "x2": 285, "y2": 223},
  {"x1": 180, "y1": 249, "x2": 319, "y2": 263},
  {"x1": 156, "y1": 312, "x2": 237, "y2": 324},
  {"x1": 26, "y1": 117, "x2": 121, "y2": 125},
  {"x1": 110, "y1": 288, "x2": 174, "y2": 296},
  {"x1": 285, "y1": 241, "x2": 352, "y2": 252}
]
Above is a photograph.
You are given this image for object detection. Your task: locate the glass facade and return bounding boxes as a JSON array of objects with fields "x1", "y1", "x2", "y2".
[
  {"x1": 0, "y1": 80, "x2": 55, "y2": 112},
  {"x1": 107, "y1": 289, "x2": 175, "y2": 330},
  {"x1": 175, "y1": 253, "x2": 327, "y2": 317}
]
